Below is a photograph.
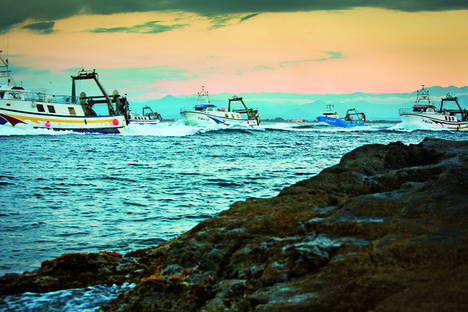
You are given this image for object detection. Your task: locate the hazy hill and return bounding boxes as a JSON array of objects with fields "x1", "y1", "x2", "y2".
[{"x1": 128, "y1": 86, "x2": 468, "y2": 121}]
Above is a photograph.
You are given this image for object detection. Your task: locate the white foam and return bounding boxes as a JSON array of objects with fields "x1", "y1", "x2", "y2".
[
  {"x1": 0, "y1": 124, "x2": 74, "y2": 136},
  {"x1": 0, "y1": 283, "x2": 135, "y2": 312}
]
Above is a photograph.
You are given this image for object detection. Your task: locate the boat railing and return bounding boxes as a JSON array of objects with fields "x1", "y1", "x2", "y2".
[
  {"x1": 1, "y1": 90, "x2": 129, "y2": 107},
  {"x1": 2, "y1": 89, "x2": 73, "y2": 104}
]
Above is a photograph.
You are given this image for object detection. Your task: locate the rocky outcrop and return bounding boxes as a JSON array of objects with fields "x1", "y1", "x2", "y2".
[
  {"x1": 2, "y1": 138, "x2": 468, "y2": 311},
  {"x1": 0, "y1": 251, "x2": 150, "y2": 295}
]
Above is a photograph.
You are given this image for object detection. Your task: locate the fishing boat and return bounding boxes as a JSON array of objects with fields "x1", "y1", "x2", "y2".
[
  {"x1": 317, "y1": 104, "x2": 366, "y2": 127},
  {"x1": 180, "y1": 86, "x2": 260, "y2": 127},
  {"x1": 399, "y1": 86, "x2": 468, "y2": 130},
  {"x1": 0, "y1": 52, "x2": 129, "y2": 133},
  {"x1": 128, "y1": 106, "x2": 162, "y2": 124}
]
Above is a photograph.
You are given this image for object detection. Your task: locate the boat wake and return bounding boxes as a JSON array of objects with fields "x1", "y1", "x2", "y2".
[
  {"x1": 122, "y1": 120, "x2": 264, "y2": 136},
  {"x1": 0, "y1": 121, "x2": 426, "y2": 137},
  {"x1": 0, "y1": 124, "x2": 75, "y2": 136},
  {"x1": 259, "y1": 122, "x2": 396, "y2": 132},
  {"x1": 389, "y1": 122, "x2": 450, "y2": 132},
  {"x1": 121, "y1": 121, "x2": 203, "y2": 137}
]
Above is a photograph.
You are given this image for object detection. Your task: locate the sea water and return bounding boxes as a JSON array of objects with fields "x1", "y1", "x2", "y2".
[{"x1": 0, "y1": 121, "x2": 466, "y2": 310}]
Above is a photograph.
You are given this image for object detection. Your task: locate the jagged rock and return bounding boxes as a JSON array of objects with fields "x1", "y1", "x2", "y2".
[
  {"x1": 0, "y1": 251, "x2": 146, "y2": 295},
  {"x1": 2, "y1": 138, "x2": 468, "y2": 311}
]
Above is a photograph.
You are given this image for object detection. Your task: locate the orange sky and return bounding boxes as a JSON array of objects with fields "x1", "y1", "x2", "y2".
[{"x1": 1, "y1": 8, "x2": 467, "y2": 97}]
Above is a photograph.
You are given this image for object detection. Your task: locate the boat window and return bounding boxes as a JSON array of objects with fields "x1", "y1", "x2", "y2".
[
  {"x1": 47, "y1": 105, "x2": 56, "y2": 113},
  {"x1": 68, "y1": 107, "x2": 76, "y2": 116},
  {"x1": 9, "y1": 92, "x2": 21, "y2": 100},
  {"x1": 0, "y1": 91, "x2": 4, "y2": 99},
  {"x1": 225, "y1": 113, "x2": 229, "y2": 118},
  {"x1": 37, "y1": 104, "x2": 45, "y2": 112}
]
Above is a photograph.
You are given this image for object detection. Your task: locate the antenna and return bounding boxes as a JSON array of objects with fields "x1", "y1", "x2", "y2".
[{"x1": 0, "y1": 49, "x2": 12, "y2": 86}]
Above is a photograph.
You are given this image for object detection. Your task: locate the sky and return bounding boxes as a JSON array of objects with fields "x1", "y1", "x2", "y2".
[{"x1": 1, "y1": 0, "x2": 467, "y2": 99}]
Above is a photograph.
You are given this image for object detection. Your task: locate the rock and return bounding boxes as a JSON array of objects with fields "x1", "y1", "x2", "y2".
[
  {"x1": 3, "y1": 138, "x2": 468, "y2": 311},
  {"x1": 0, "y1": 251, "x2": 145, "y2": 295}
]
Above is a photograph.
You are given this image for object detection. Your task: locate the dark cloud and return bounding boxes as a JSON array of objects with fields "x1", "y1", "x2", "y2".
[
  {"x1": 240, "y1": 13, "x2": 259, "y2": 22},
  {"x1": 89, "y1": 21, "x2": 186, "y2": 34},
  {"x1": 207, "y1": 16, "x2": 236, "y2": 30},
  {"x1": 22, "y1": 21, "x2": 55, "y2": 34},
  {"x1": 2, "y1": 0, "x2": 467, "y2": 32}
]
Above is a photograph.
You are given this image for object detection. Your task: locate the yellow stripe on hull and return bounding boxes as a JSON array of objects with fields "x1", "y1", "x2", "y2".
[
  {"x1": 0, "y1": 111, "x2": 126, "y2": 133},
  {"x1": 5, "y1": 113, "x2": 118, "y2": 124}
]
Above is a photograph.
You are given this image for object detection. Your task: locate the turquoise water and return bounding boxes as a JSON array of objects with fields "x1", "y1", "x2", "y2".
[{"x1": 0, "y1": 121, "x2": 466, "y2": 277}]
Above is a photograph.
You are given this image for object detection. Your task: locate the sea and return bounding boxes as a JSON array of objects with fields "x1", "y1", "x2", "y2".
[{"x1": 0, "y1": 121, "x2": 466, "y2": 311}]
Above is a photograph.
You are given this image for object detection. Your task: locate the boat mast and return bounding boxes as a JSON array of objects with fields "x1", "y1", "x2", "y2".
[
  {"x1": 416, "y1": 85, "x2": 431, "y2": 106},
  {"x1": 0, "y1": 50, "x2": 11, "y2": 86},
  {"x1": 71, "y1": 69, "x2": 115, "y2": 115},
  {"x1": 197, "y1": 85, "x2": 211, "y2": 106}
]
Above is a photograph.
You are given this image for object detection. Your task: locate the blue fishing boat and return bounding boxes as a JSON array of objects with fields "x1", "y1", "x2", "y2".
[{"x1": 317, "y1": 105, "x2": 366, "y2": 127}]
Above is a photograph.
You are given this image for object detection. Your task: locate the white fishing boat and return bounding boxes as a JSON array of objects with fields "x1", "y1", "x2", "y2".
[
  {"x1": 180, "y1": 86, "x2": 260, "y2": 127},
  {"x1": 0, "y1": 51, "x2": 129, "y2": 133},
  {"x1": 128, "y1": 106, "x2": 161, "y2": 124},
  {"x1": 399, "y1": 86, "x2": 468, "y2": 131}
]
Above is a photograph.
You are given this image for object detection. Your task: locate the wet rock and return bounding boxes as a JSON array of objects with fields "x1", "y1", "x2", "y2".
[{"x1": 0, "y1": 251, "x2": 144, "y2": 295}]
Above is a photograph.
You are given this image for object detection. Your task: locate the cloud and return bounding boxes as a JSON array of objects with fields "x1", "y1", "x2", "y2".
[
  {"x1": 253, "y1": 65, "x2": 275, "y2": 71},
  {"x1": 207, "y1": 15, "x2": 237, "y2": 29},
  {"x1": 9, "y1": 64, "x2": 52, "y2": 75},
  {"x1": 89, "y1": 20, "x2": 187, "y2": 34},
  {"x1": 316, "y1": 51, "x2": 342, "y2": 61},
  {"x1": 240, "y1": 13, "x2": 259, "y2": 22},
  {"x1": 2, "y1": 0, "x2": 467, "y2": 32},
  {"x1": 21, "y1": 21, "x2": 55, "y2": 34},
  {"x1": 279, "y1": 51, "x2": 343, "y2": 67}
]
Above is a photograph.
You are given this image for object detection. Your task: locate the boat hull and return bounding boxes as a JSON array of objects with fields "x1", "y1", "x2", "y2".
[
  {"x1": 181, "y1": 110, "x2": 259, "y2": 127},
  {"x1": 0, "y1": 108, "x2": 126, "y2": 133},
  {"x1": 399, "y1": 112, "x2": 468, "y2": 131},
  {"x1": 317, "y1": 116, "x2": 364, "y2": 127}
]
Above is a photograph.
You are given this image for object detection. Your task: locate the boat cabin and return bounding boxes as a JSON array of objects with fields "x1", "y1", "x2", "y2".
[
  {"x1": 228, "y1": 96, "x2": 260, "y2": 123},
  {"x1": 413, "y1": 104, "x2": 436, "y2": 113},
  {"x1": 439, "y1": 95, "x2": 468, "y2": 122},
  {"x1": 344, "y1": 108, "x2": 366, "y2": 122},
  {"x1": 195, "y1": 104, "x2": 216, "y2": 112}
]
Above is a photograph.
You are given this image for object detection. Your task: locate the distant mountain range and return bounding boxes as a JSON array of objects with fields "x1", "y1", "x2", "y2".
[{"x1": 128, "y1": 86, "x2": 468, "y2": 121}]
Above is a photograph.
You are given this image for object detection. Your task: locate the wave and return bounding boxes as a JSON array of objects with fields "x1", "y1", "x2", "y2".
[
  {"x1": 0, "y1": 124, "x2": 74, "y2": 136},
  {"x1": 260, "y1": 122, "x2": 399, "y2": 132},
  {"x1": 1, "y1": 120, "x2": 444, "y2": 138},
  {"x1": 121, "y1": 120, "x2": 202, "y2": 137},
  {"x1": 0, "y1": 283, "x2": 135, "y2": 312},
  {"x1": 388, "y1": 122, "x2": 454, "y2": 132}
]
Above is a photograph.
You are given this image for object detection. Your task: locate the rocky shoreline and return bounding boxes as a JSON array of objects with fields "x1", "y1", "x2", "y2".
[{"x1": 1, "y1": 138, "x2": 468, "y2": 311}]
